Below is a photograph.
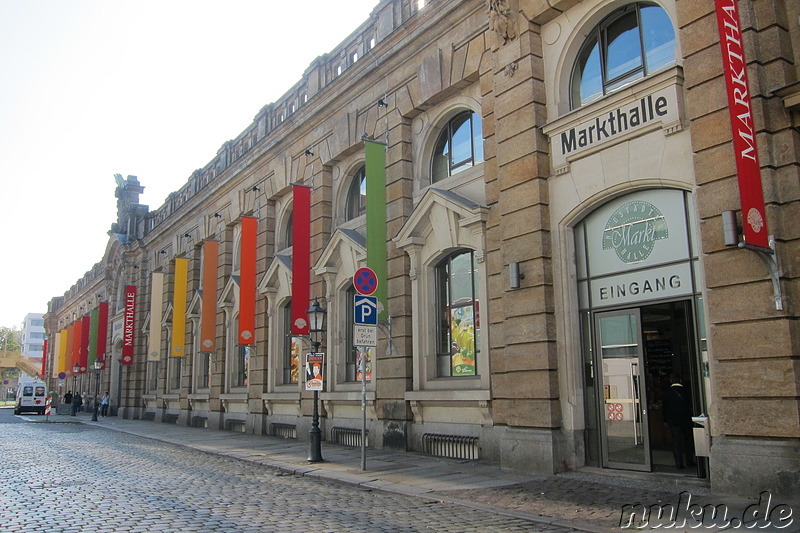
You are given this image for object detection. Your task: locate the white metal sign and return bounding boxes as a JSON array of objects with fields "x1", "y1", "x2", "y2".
[{"x1": 353, "y1": 325, "x2": 377, "y2": 347}]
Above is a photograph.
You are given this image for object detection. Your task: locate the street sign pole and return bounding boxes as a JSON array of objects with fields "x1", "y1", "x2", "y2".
[{"x1": 361, "y1": 352, "x2": 367, "y2": 471}]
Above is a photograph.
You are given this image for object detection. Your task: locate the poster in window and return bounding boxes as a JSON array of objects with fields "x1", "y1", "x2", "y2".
[
  {"x1": 355, "y1": 346, "x2": 372, "y2": 381},
  {"x1": 290, "y1": 337, "x2": 302, "y2": 383},
  {"x1": 450, "y1": 306, "x2": 476, "y2": 376}
]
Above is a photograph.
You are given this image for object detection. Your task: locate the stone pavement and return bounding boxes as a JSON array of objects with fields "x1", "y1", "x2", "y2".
[{"x1": 25, "y1": 411, "x2": 799, "y2": 532}]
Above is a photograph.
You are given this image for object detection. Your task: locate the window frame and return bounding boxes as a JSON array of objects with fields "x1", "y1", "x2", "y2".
[
  {"x1": 430, "y1": 110, "x2": 484, "y2": 183},
  {"x1": 569, "y1": 2, "x2": 676, "y2": 109},
  {"x1": 435, "y1": 249, "x2": 480, "y2": 378},
  {"x1": 345, "y1": 166, "x2": 367, "y2": 221}
]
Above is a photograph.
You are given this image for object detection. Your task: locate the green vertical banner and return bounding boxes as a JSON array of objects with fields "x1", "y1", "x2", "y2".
[
  {"x1": 365, "y1": 139, "x2": 388, "y2": 321},
  {"x1": 88, "y1": 307, "x2": 99, "y2": 367}
]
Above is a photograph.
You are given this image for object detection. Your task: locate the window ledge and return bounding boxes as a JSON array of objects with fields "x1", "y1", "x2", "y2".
[
  {"x1": 262, "y1": 392, "x2": 300, "y2": 401},
  {"x1": 188, "y1": 393, "x2": 210, "y2": 401},
  {"x1": 405, "y1": 389, "x2": 490, "y2": 402},
  {"x1": 321, "y1": 391, "x2": 376, "y2": 402},
  {"x1": 220, "y1": 393, "x2": 247, "y2": 402}
]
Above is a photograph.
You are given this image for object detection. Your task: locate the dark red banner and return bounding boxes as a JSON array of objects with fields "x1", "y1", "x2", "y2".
[
  {"x1": 97, "y1": 302, "x2": 109, "y2": 369},
  {"x1": 291, "y1": 184, "x2": 311, "y2": 336},
  {"x1": 41, "y1": 339, "x2": 48, "y2": 378},
  {"x1": 122, "y1": 285, "x2": 136, "y2": 365},
  {"x1": 715, "y1": 0, "x2": 770, "y2": 249},
  {"x1": 238, "y1": 217, "x2": 257, "y2": 345}
]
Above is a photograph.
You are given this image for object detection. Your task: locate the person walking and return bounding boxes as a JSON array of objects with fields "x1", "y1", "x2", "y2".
[
  {"x1": 71, "y1": 392, "x2": 83, "y2": 417},
  {"x1": 662, "y1": 377, "x2": 695, "y2": 469},
  {"x1": 100, "y1": 392, "x2": 110, "y2": 417}
]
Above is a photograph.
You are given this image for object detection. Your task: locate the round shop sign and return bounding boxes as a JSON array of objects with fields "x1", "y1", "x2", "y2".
[{"x1": 602, "y1": 200, "x2": 669, "y2": 264}]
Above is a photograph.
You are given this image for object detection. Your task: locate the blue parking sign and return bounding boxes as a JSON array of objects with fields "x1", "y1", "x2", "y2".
[{"x1": 354, "y1": 295, "x2": 378, "y2": 325}]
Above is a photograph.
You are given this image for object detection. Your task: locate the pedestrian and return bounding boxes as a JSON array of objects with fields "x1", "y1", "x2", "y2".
[
  {"x1": 63, "y1": 390, "x2": 73, "y2": 407},
  {"x1": 71, "y1": 392, "x2": 83, "y2": 417},
  {"x1": 100, "y1": 392, "x2": 110, "y2": 417},
  {"x1": 662, "y1": 376, "x2": 695, "y2": 469}
]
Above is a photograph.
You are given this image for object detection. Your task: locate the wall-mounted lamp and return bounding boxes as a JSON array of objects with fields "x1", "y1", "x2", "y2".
[
  {"x1": 509, "y1": 262, "x2": 525, "y2": 290},
  {"x1": 377, "y1": 98, "x2": 388, "y2": 108},
  {"x1": 159, "y1": 250, "x2": 167, "y2": 255},
  {"x1": 722, "y1": 210, "x2": 739, "y2": 247},
  {"x1": 212, "y1": 213, "x2": 222, "y2": 218},
  {"x1": 183, "y1": 233, "x2": 191, "y2": 238},
  {"x1": 251, "y1": 186, "x2": 259, "y2": 192}
]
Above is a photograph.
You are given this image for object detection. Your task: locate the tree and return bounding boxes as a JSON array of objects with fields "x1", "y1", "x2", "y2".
[{"x1": 0, "y1": 327, "x2": 21, "y2": 353}]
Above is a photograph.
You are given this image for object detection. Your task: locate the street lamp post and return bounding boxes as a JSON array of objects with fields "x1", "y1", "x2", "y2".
[
  {"x1": 72, "y1": 363, "x2": 79, "y2": 393},
  {"x1": 91, "y1": 359, "x2": 102, "y2": 421},
  {"x1": 307, "y1": 299, "x2": 326, "y2": 463}
]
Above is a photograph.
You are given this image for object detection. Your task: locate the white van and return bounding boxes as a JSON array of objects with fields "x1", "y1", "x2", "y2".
[{"x1": 14, "y1": 380, "x2": 48, "y2": 415}]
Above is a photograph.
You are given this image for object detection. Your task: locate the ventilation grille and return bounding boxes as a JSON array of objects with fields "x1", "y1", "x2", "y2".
[
  {"x1": 422, "y1": 433, "x2": 479, "y2": 460},
  {"x1": 331, "y1": 427, "x2": 367, "y2": 447},
  {"x1": 269, "y1": 423, "x2": 297, "y2": 439}
]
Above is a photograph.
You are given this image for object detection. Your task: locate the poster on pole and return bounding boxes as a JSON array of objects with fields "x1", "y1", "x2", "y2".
[{"x1": 305, "y1": 353, "x2": 324, "y2": 391}]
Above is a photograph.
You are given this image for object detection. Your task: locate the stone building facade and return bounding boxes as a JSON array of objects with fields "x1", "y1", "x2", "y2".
[{"x1": 44, "y1": 0, "x2": 799, "y2": 499}]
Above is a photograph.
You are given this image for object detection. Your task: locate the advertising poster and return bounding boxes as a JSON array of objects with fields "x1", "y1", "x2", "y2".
[
  {"x1": 305, "y1": 353, "x2": 324, "y2": 391},
  {"x1": 355, "y1": 346, "x2": 372, "y2": 381},
  {"x1": 450, "y1": 306, "x2": 476, "y2": 376}
]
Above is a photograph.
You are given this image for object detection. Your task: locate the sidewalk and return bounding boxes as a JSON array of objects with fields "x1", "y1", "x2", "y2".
[{"x1": 28, "y1": 411, "x2": 799, "y2": 532}]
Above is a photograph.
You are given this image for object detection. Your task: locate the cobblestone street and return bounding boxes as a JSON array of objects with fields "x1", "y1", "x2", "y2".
[{"x1": 0, "y1": 411, "x2": 581, "y2": 533}]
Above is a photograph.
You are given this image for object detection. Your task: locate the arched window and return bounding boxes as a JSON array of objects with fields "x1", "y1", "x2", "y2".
[
  {"x1": 571, "y1": 2, "x2": 676, "y2": 108},
  {"x1": 435, "y1": 249, "x2": 479, "y2": 377},
  {"x1": 346, "y1": 166, "x2": 367, "y2": 220},
  {"x1": 431, "y1": 111, "x2": 484, "y2": 183},
  {"x1": 284, "y1": 212, "x2": 293, "y2": 249}
]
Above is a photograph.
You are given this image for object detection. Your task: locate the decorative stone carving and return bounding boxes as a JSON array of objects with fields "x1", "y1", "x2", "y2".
[{"x1": 488, "y1": 0, "x2": 517, "y2": 45}]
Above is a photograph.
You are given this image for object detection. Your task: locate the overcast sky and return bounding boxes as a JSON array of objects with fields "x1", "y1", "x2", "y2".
[{"x1": 0, "y1": 0, "x2": 379, "y2": 329}]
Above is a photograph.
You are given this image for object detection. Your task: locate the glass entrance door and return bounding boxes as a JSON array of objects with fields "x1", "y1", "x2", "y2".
[{"x1": 595, "y1": 309, "x2": 650, "y2": 471}]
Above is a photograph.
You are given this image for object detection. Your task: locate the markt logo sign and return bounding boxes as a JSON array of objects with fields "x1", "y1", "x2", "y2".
[{"x1": 602, "y1": 200, "x2": 669, "y2": 264}]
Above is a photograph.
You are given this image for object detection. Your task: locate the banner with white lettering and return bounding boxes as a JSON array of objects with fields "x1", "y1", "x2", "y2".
[
  {"x1": 715, "y1": 0, "x2": 770, "y2": 250},
  {"x1": 122, "y1": 285, "x2": 136, "y2": 365}
]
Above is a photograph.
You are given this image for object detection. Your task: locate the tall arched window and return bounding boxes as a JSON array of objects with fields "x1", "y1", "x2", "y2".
[
  {"x1": 346, "y1": 166, "x2": 367, "y2": 220},
  {"x1": 571, "y1": 2, "x2": 676, "y2": 108},
  {"x1": 436, "y1": 249, "x2": 479, "y2": 377},
  {"x1": 431, "y1": 111, "x2": 484, "y2": 183},
  {"x1": 283, "y1": 300, "x2": 299, "y2": 384}
]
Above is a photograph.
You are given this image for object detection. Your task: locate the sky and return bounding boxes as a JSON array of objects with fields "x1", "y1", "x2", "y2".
[{"x1": 0, "y1": 0, "x2": 379, "y2": 329}]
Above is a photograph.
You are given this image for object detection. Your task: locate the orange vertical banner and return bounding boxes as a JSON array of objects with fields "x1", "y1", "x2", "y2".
[
  {"x1": 201, "y1": 240, "x2": 219, "y2": 352},
  {"x1": 238, "y1": 216, "x2": 257, "y2": 345},
  {"x1": 171, "y1": 258, "x2": 189, "y2": 357}
]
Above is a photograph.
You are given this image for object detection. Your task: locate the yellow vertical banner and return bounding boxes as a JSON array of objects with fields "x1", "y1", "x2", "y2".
[
  {"x1": 53, "y1": 331, "x2": 62, "y2": 377},
  {"x1": 148, "y1": 272, "x2": 164, "y2": 362},
  {"x1": 171, "y1": 258, "x2": 188, "y2": 357},
  {"x1": 58, "y1": 329, "x2": 68, "y2": 375}
]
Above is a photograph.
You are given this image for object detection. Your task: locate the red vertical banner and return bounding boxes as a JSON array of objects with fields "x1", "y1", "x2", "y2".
[
  {"x1": 122, "y1": 285, "x2": 136, "y2": 365},
  {"x1": 715, "y1": 0, "x2": 770, "y2": 249},
  {"x1": 238, "y1": 216, "x2": 257, "y2": 345},
  {"x1": 72, "y1": 320, "x2": 83, "y2": 373},
  {"x1": 291, "y1": 184, "x2": 311, "y2": 336},
  {"x1": 201, "y1": 240, "x2": 219, "y2": 352},
  {"x1": 97, "y1": 302, "x2": 109, "y2": 369},
  {"x1": 66, "y1": 322, "x2": 75, "y2": 373},
  {"x1": 41, "y1": 340, "x2": 48, "y2": 378},
  {"x1": 80, "y1": 315, "x2": 90, "y2": 372}
]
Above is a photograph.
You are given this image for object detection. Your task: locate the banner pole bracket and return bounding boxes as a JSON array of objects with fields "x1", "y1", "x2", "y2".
[{"x1": 739, "y1": 235, "x2": 782, "y2": 310}]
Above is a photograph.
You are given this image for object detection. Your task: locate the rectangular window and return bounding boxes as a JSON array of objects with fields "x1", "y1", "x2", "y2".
[
  {"x1": 147, "y1": 361, "x2": 159, "y2": 392},
  {"x1": 283, "y1": 302, "x2": 300, "y2": 384},
  {"x1": 437, "y1": 250, "x2": 479, "y2": 377},
  {"x1": 169, "y1": 357, "x2": 182, "y2": 391},
  {"x1": 235, "y1": 346, "x2": 249, "y2": 387}
]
